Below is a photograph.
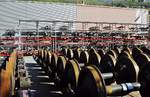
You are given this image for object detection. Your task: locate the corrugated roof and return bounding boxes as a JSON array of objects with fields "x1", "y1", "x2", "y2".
[{"x1": 0, "y1": 1, "x2": 148, "y2": 33}]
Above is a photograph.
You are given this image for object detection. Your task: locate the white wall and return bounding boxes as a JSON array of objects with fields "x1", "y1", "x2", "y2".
[{"x1": 135, "y1": 9, "x2": 149, "y2": 24}]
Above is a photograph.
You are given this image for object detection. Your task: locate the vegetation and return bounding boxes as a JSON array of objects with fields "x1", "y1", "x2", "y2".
[
  {"x1": 112, "y1": 1, "x2": 150, "y2": 8},
  {"x1": 19, "y1": 0, "x2": 150, "y2": 8}
]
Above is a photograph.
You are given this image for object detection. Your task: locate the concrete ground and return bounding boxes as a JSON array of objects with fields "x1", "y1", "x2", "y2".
[{"x1": 23, "y1": 56, "x2": 63, "y2": 97}]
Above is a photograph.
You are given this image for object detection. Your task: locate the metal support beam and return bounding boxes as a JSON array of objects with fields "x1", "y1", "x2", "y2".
[
  {"x1": 52, "y1": 22, "x2": 56, "y2": 52},
  {"x1": 36, "y1": 21, "x2": 39, "y2": 50}
]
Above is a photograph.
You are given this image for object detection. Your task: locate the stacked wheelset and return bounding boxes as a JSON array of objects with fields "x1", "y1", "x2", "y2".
[
  {"x1": 35, "y1": 46, "x2": 150, "y2": 97},
  {"x1": 0, "y1": 51, "x2": 16, "y2": 97}
]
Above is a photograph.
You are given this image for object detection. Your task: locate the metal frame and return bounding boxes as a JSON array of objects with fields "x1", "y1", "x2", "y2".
[{"x1": 17, "y1": 20, "x2": 149, "y2": 51}]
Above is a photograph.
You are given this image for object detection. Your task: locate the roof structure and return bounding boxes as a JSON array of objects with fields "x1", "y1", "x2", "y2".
[
  {"x1": 0, "y1": 1, "x2": 76, "y2": 33},
  {"x1": 0, "y1": 1, "x2": 148, "y2": 33}
]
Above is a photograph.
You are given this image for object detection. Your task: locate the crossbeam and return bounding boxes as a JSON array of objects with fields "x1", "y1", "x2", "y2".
[{"x1": 19, "y1": 20, "x2": 148, "y2": 26}]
